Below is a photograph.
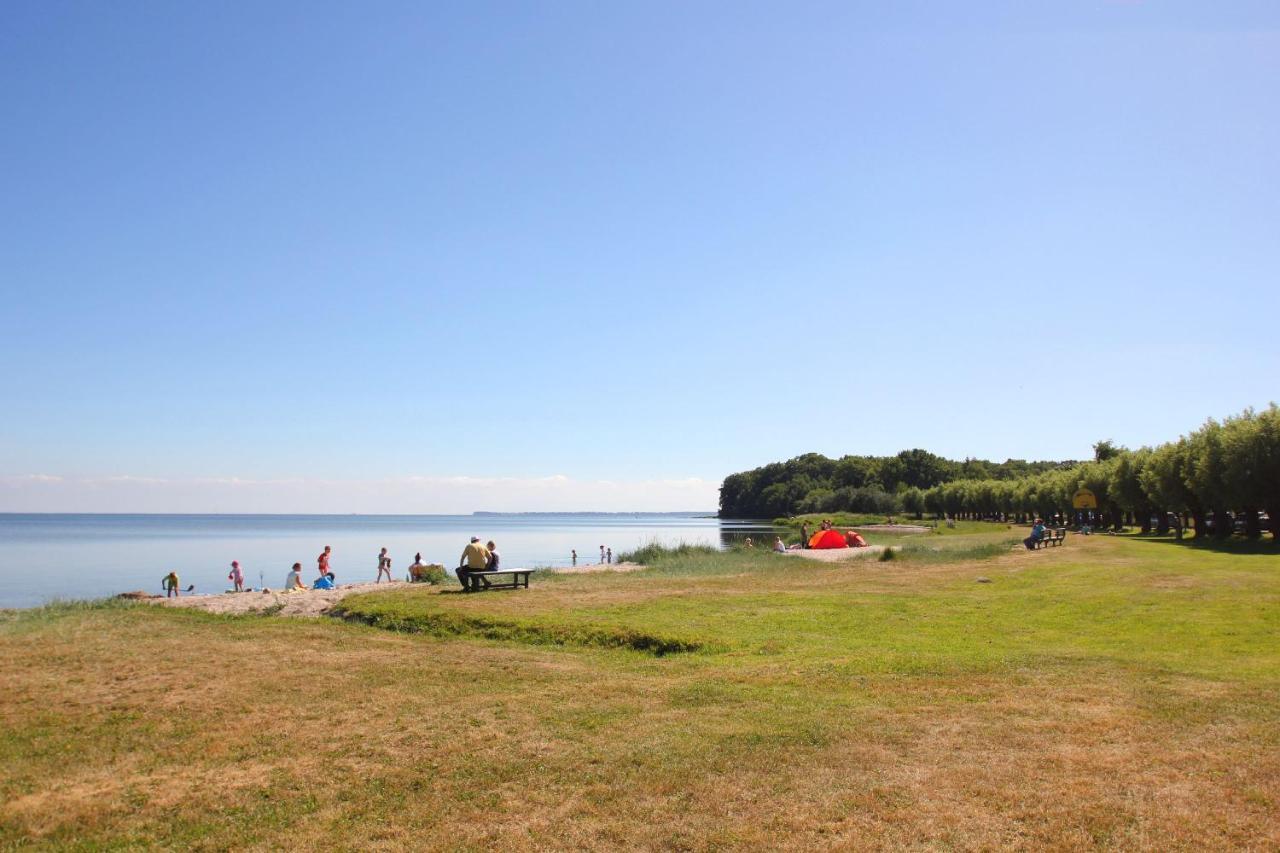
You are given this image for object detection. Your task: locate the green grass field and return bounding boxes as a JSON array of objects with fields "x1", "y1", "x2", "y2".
[{"x1": 2, "y1": 528, "x2": 1278, "y2": 849}]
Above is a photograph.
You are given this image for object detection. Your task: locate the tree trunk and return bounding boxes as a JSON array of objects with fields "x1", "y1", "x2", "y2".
[
  {"x1": 1243, "y1": 508, "x2": 1261, "y2": 539},
  {"x1": 1192, "y1": 512, "x2": 1208, "y2": 539},
  {"x1": 1140, "y1": 508, "x2": 1152, "y2": 534},
  {"x1": 1214, "y1": 508, "x2": 1232, "y2": 539},
  {"x1": 1156, "y1": 511, "x2": 1170, "y2": 535}
]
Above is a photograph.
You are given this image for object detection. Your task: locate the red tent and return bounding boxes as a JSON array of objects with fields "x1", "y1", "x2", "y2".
[{"x1": 808, "y1": 529, "x2": 848, "y2": 549}]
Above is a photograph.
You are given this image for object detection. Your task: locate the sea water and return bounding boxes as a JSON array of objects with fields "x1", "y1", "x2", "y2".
[{"x1": 0, "y1": 513, "x2": 773, "y2": 608}]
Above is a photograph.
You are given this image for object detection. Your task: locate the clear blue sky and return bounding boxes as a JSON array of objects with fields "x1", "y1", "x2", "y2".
[{"x1": 2, "y1": 2, "x2": 1278, "y2": 512}]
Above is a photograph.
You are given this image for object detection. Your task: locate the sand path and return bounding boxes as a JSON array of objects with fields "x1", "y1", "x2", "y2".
[
  {"x1": 143, "y1": 561, "x2": 646, "y2": 618},
  {"x1": 148, "y1": 581, "x2": 410, "y2": 617},
  {"x1": 546, "y1": 561, "x2": 644, "y2": 575},
  {"x1": 781, "y1": 546, "x2": 886, "y2": 562}
]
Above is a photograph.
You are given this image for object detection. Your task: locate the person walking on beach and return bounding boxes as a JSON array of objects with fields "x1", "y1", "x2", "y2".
[
  {"x1": 571, "y1": 549, "x2": 577, "y2": 567},
  {"x1": 317, "y1": 545, "x2": 332, "y2": 580},
  {"x1": 458, "y1": 537, "x2": 491, "y2": 591},
  {"x1": 228, "y1": 560, "x2": 244, "y2": 592},
  {"x1": 376, "y1": 548, "x2": 392, "y2": 583},
  {"x1": 162, "y1": 571, "x2": 180, "y2": 598},
  {"x1": 486, "y1": 541, "x2": 501, "y2": 571}
]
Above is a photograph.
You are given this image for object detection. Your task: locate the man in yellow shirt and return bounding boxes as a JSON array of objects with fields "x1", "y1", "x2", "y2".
[{"x1": 457, "y1": 537, "x2": 491, "y2": 591}]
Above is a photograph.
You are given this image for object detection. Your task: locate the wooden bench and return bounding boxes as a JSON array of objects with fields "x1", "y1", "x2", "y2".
[
  {"x1": 464, "y1": 568, "x2": 535, "y2": 592},
  {"x1": 1034, "y1": 528, "x2": 1068, "y2": 549}
]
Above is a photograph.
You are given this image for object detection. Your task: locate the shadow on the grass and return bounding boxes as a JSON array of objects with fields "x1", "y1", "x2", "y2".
[{"x1": 1124, "y1": 533, "x2": 1280, "y2": 555}]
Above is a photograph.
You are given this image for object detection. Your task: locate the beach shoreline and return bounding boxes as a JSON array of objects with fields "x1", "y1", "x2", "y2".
[{"x1": 134, "y1": 561, "x2": 649, "y2": 617}]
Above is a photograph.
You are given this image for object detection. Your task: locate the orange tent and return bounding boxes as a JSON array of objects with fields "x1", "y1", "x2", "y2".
[{"x1": 808, "y1": 529, "x2": 848, "y2": 549}]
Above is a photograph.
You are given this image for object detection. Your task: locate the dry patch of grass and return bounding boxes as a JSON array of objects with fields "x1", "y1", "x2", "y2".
[{"x1": 2, "y1": 535, "x2": 1278, "y2": 848}]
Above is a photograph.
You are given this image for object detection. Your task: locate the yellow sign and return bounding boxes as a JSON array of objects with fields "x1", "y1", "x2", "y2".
[{"x1": 1072, "y1": 488, "x2": 1098, "y2": 509}]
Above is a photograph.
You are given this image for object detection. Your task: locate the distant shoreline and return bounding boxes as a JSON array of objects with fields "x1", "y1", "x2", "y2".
[{"x1": 472, "y1": 511, "x2": 714, "y2": 517}]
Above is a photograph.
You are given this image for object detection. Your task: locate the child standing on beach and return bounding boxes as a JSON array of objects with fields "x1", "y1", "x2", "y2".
[
  {"x1": 228, "y1": 560, "x2": 244, "y2": 592},
  {"x1": 318, "y1": 545, "x2": 331, "y2": 579},
  {"x1": 376, "y1": 548, "x2": 392, "y2": 583},
  {"x1": 599, "y1": 545, "x2": 605, "y2": 564},
  {"x1": 606, "y1": 547, "x2": 612, "y2": 564},
  {"x1": 571, "y1": 549, "x2": 577, "y2": 566},
  {"x1": 162, "y1": 571, "x2": 180, "y2": 598}
]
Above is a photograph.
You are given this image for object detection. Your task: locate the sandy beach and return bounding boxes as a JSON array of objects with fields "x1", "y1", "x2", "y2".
[
  {"x1": 548, "y1": 561, "x2": 644, "y2": 574},
  {"x1": 145, "y1": 581, "x2": 409, "y2": 617},
  {"x1": 781, "y1": 545, "x2": 886, "y2": 562},
  {"x1": 135, "y1": 561, "x2": 648, "y2": 617}
]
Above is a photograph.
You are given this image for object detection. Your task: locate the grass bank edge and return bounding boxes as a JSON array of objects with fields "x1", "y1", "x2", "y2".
[{"x1": 331, "y1": 592, "x2": 711, "y2": 656}]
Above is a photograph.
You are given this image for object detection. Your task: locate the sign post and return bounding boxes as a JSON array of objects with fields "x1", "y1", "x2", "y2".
[
  {"x1": 1072, "y1": 488, "x2": 1098, "y2": 530},
  {"x1": 1071, "y1": 489, "x2": 1097, "y2": 510}
]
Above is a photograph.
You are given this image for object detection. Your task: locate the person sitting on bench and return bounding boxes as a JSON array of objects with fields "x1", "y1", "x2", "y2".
[
  {"x1": 1024, "y1": 518, "x2": 1046, "y2": 550},
  {"x1": 457, "y1": 536, "x2": 492, "y2": 591}
]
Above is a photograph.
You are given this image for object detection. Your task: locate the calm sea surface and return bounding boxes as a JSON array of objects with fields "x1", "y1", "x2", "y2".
[{"x1": 0, "y1": 513, "x2": 773, "y2": 608}]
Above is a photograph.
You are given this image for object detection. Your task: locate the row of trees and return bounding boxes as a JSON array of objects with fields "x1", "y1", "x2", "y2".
[
  {"x1": 928, "y1": 406, "x2": 1280, "y2": 540},
  {"x1": 719, "y1": 405, "x2": 1280, "y2": 542},
  {"x1": 718, "y1": 449, "x2": 1075, "y2": 519}
]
